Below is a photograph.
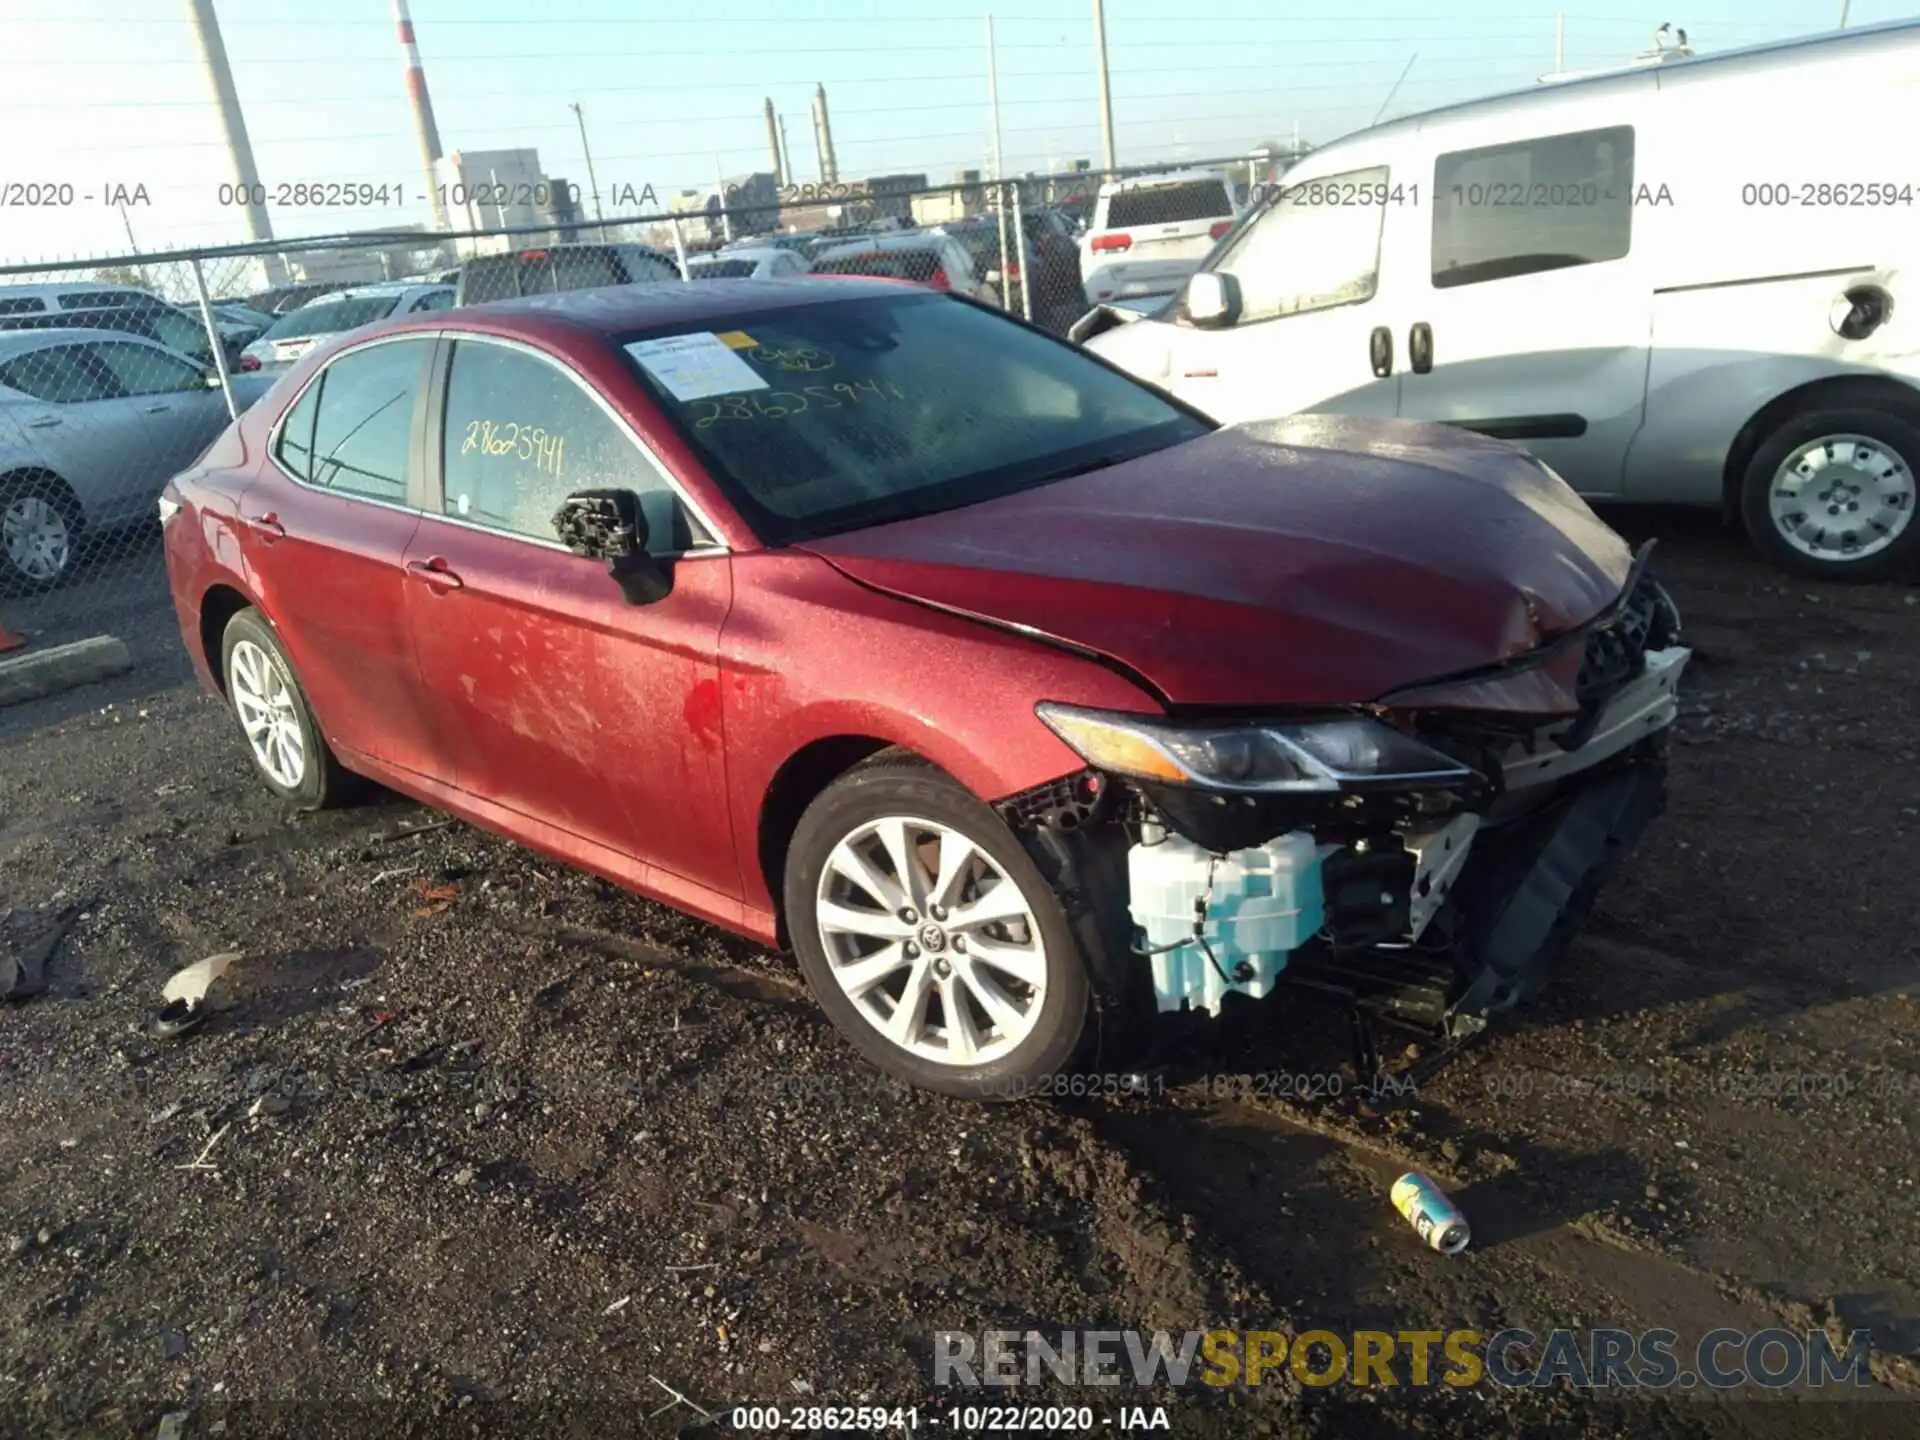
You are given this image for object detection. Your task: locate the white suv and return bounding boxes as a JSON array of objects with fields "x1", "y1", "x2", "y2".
[{"x1": 1078, "y1": 171, "x2": 1238, "y2": 306}]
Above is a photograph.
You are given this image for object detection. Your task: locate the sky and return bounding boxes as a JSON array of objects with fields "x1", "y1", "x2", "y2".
[{"x1": 0, "y1": 0, "x2": 1902, "y2": 266}]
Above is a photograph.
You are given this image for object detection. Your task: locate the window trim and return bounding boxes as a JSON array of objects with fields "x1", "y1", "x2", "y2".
[
  {"x1": 1193, "y1": 162, "x2": 1393, "y2": 330},
  {"x1": 416, "y1": 330, "x2": 731, "y2": 559},
  {"x1": 264, "y1": 331, "x2": 441, "y2": 516}
]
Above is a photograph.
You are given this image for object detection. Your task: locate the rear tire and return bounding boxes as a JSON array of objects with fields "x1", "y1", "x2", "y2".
[
  {"x1": 1738, "y1": 406, "x2": 1920, "y2": 582},
  {"x1": 0, "y1": 472, "x2": 84, "y2": 596},
  {"x1": 784, "y1": 756, "x2": 1091, "y2": 1101},
  {"x1": 219, "y1": 608, "x2": 353, "y2": 811}
]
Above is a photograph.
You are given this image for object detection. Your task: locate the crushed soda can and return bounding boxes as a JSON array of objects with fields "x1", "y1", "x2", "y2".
[{"x1": 1391, "y1": 1171, "x2": 1471, "y2": 1254}]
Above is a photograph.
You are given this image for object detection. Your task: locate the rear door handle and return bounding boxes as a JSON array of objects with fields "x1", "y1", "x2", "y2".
[
  {"x1": 406, "y1": 556, "x2": 464, "y2": 590},
  {"x1": 1369, "y1": 325, "x2": 1394, "y2": 379},
  {"x1": 1409, "y1": 322, "x2": 1434, "y2": 375},
  {"x1": 244, "y1": 512, "x2": 285, "y2": 539},
  {"x1": 143, "y1": 403, "x2": 171, "y2": 415}
]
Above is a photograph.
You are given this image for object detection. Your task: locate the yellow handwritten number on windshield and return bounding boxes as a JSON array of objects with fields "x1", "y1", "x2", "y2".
[{"x1": 690, "y1": 380, "x2": 906, "y2": 428}]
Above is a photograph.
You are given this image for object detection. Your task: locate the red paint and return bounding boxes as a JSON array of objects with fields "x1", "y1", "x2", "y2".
[{"x1": 163, "y1": 281, "x2": 1636, "y2": 949}]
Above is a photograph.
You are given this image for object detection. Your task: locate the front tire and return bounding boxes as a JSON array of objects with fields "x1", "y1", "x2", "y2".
[
  {"x1": 785, "y1": 756, "x2": 1091, "y2": 1101},
  {"x1": 220, "y1": 608, "x2": 352, "y2": 811},
  {"x1": 1739, "y1": 407, "x2": 1920, "y2": 581}
]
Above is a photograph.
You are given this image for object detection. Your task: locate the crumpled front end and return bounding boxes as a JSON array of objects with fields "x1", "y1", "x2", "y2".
[{"x1": 996, "y1": 554, "x2": 1689, "y2": 1078}]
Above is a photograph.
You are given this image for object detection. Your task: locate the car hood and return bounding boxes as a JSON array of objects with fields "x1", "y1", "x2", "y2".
[{"x1": 801, "y1": 415, "x2": 1635, "y2": 707}]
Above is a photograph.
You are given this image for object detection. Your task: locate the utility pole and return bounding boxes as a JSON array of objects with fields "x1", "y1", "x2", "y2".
[
  {"x1": 1092, "y1": 0, "x2": 1117, "y2": 172},
  {"x1": 715, "y1": 158, "x2": 733, "y2": 243},
  {"x1": 183, "y1": 0, "x2": 286, "y2": 284},
  {"x1": 987, "y1": 15, "x2": 1013, "y2": 315},
  {"x1": 1372, "y1": 53, "x2": 1419, "y2": 127},
  {"x1": 1556, "y1": 14, "x2": 1565, "y2": 71},
  {"x1": 118, "y1": 203, "x2": 140, "y2": 254},
  {"x1": 571, "y1": 102, "x2": 605, "y2": 228},
  {"x1": 1838, "y1": 0, "x2": 1851, "y2": 27}
]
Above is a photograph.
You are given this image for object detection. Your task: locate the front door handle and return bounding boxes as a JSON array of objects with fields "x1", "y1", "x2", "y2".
[
  {"x1": 25, "y1": 416, "x2": 61, "y2": 430},
  {"x1": 244, "y1": 512, "x2": 285, "y2": 539},
  {"x1": 406, "y1": 556, "x2": 464, "y2": 590},
  {"x1": 143, "y1": 403, "x2": 171, "y2": 415},
  {"x1": 1409, "y1": 322, "x2": 1434, "y2": 375},
  {"x1": 1369, "y1": 325, "x2": 1394, "y2": 379}
]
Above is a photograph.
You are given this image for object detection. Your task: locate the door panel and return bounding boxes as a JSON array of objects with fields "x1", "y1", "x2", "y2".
[
  {"x1": 1163, "y1": 163, "x2": 1410, "y2": 424},
  {"x1": 1388, "y1": 96, "x2": 1657, "y2": 494},
  {"x1": 237, "y1": 337, "x2": 443, "y2": 776}
]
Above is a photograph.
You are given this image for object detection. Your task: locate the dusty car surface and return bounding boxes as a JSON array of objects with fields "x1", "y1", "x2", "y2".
[{"x1": 160, "y1": 277, "x2": 1689, "y2": 1099}]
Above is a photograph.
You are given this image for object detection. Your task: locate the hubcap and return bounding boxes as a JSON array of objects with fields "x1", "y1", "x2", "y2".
[
  {"x1": 815, "y1": 815, "x2": 1048, "y2": 1067},
  {"x1": 228, "y1": 639, "x2": 306, "y2": 789},
  {"x1": 2, "y1": 495, "x2": 71, "y2": 582},
  {"x1": 1768, "y1": 433, "x2": 1914, "y2": 563}
]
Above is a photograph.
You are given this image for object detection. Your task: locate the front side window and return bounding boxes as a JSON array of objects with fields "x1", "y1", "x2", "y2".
[
  {"x1": 439, "y1": 340, "x2": 682, "y2": 547},
  {"x1": 1431, "y1": 125, "x2": 1634, "y2": 289},
  {"x1": 137, "y1": 307, "x2": 216, "y2": 361},
  {"x1": 622, "y1": 291, "x2": 1211, "y2": 545},
  {"x1": 89, "y1": 340, "x2": 205, "y2": 395},
  {"x1": 0, "y1": 344, "x2": 120, "y2": 403},
  {"x1": 1207, "y1": 165, "x2": 1391, "y2": 323},
  {"x1": 303, "y1": 338, "x2": 430, "y2": 502}
]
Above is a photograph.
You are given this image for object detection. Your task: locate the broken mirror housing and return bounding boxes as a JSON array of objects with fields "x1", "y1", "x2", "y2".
[{"x1": 1035, "y1": 703, "x2": 1480, "y2": 794}]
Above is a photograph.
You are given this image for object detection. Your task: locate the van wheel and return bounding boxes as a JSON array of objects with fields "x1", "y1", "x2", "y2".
[
  {"x1": 784, "y1": 757, "x2": 1091, "y2": 1101},
  {"x1": 1739, "y1": 408, "x2": 1920, "y2": 581}
]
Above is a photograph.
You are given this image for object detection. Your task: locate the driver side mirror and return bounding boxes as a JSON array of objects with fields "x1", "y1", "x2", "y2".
[
  {"x1": 552, "y1": 488, "x2": 673, "y2": 605},
  {"x1": 1184, "y1": 271, "x2": 1239, "y2": 329}
]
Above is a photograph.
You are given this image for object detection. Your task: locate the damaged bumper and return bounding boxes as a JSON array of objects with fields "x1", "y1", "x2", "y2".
[{"x1": 1002, "y1": 571, "x2": 1691, "y2": 1046}]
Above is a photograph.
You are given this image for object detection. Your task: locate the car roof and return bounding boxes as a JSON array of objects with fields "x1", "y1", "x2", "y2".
[
  {"x1": 413, "y1": 276, "x2": 913, "y2": 335},
  {"x1": 0, "y1": 281, "x2": 159, "y2": 300},
  {"x1": 298, "y1": 282, "x2": 442, "y2": 305},
  {"x1": 812, "y1": 231, "x2": 949, "y2": 257},
  {"x1": 0, "y1": 325, "x2": 175, "y2": 355}
]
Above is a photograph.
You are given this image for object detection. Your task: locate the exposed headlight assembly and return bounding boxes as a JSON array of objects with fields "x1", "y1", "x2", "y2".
[{"x1": 1036, "y1": 703, "x2": 1478, "y2": 794}]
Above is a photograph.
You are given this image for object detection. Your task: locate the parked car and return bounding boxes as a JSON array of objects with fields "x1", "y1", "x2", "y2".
[
  {"x1": 161, "y1": 278, "x2": 1688, "y2": 1100},
  {"x1": 209, "y1": 301, "x2": 276, "y2": 347},
  {"x1": 0, "y1": 329, "x2": 273, "y2": 591},
  {"x1": 244, "y1": 282, "x2": 340, "y2": 318},
  {"x1": 688, "y1": 247, "x2": 812, "y2": 280},
  {"x1": 239, "y1": 283, "x2": 454, "y2": 375},
  {"x1": 1080, "y1": 20, "x2": 1920, "y2": 581},
  {"x1": 938, "y1": 215, "x2": 1085, "y2": 334},
  {"x1": 0, "y1": 281, "x2": 178, "y2": 320},
  {"x1": 809, "y1": 232, "x2": 997, "y2": 302},
  {"x1": 452, "y1": 243, "x2": 683, "y2": 307},
  {"x1": 0, "y1": 302, "x2": 241, "y2": 372},
  {"x1": 1077, "y1": 169, "x2": 1238, "y2": 306}
]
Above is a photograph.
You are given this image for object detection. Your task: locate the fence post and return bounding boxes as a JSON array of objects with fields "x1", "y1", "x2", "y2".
[
  {"x1": 189, "y1": 257, "x2": 238, "y2": 421},
  {"x1": 1009, "y1": 176, "x2": 1033, "y2": 323},
  {"x1": 669, "y1": 214, "x2": 691, "y2": 281}
]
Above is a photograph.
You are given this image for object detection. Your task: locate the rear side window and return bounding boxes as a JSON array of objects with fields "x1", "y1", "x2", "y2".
[
  {"x1": 1432, "y1": 126, "x2": 1635, "y2": 288},
  {"x1": 59, "y1": 291, "x2": 154, "y2": 311},
  {"x1": 299, "y1": 339, "x2": 431, "y2": 503},
  {"x1": 0, "y1": 344, "x2": 121, "y2": 403},
  {"x1": 276, "y1": 379, "x2": 322, "y2": 482},
  {"x1": 90, "y1": 340, "x2": 205, "y2": 396},
  {"x1": 692, "y1": 260, "x2": 760, "y2": 280},
  {"x1": 1104, "y1": 180, "x2": 1234, "y2": 229},
  {"x1": 0, "y1": 297, "x2": 48, "y2": 316}
]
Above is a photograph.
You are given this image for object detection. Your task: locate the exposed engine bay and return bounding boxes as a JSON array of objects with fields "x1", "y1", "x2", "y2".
[{"x1": 996, "y1": 552, "x2": 1689, "y2": 1093}]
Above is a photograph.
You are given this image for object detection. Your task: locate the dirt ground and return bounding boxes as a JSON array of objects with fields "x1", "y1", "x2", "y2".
[{"x1": 2, "y1": 511, "x2": 1917, "y2": 1439}]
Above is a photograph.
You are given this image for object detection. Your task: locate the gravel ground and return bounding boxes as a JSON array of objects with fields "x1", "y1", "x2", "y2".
[{"x1": 2, "y1": 512, "x2": 1918, "y2": 1439}]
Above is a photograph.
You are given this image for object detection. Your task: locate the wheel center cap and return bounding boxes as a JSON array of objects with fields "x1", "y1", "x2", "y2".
[{"x1": 918, "y1": 923, "x2": 948, "y2": 953}]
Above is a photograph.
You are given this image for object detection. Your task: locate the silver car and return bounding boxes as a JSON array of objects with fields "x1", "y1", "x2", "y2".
[
  {"x1": 0, "y1": 329, "x2": 273, "y2": 592},
  {"x1": 239, "y1": 282, "x2": 454, "y2": 376}
]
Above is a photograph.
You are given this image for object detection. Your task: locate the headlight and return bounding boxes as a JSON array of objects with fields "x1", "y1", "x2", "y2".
[{"x1": 1036, "y1": 703, "x2": 1477, "y2": 793}]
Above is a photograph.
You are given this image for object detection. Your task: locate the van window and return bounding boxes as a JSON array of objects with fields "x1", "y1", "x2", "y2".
[
  {"x1": 1431, "y1": 126, "x2": 1634, "y2": 289},
  {"x1": 1206, "y1": 166, "x2": 1391, "y2": 323}
]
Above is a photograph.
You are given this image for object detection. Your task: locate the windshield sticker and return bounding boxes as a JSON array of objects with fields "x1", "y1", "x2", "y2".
[
  {"x1": 691, "y1": 379, "x2": 905, "y2": 428},
  {"x1": 714, "y1": 330, "x2": 758, "y2": 350},
  {"x1": 625, "y1": 333, "x2": 769, "y2": 403}
]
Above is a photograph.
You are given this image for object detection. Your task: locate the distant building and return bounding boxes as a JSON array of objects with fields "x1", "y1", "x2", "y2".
[{"x1": 438, "y1": 148, "x2": 568, "y2": 235}]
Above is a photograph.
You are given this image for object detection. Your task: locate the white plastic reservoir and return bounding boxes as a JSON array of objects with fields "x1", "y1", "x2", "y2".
[{"x1": 1127, "y1": 831, "x2": 1327, "y2": 1015}]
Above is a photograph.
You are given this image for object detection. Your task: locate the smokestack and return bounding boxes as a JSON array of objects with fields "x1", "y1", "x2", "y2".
[
  {"x1": 394, "y1": 0, "x2": 453, "y2": 231},
  {"x1": 778, "y1": 114, "x2": 793, "y2": 189},
  {"x1": 763, "y1": 98, "x2": 785, "y2": 188},
  {"x1": 183, "y1": 0, "x2": 286, "y2": 285},
  {"x1": 813, "y1": 82, "x2": 839, "y2": 184}
]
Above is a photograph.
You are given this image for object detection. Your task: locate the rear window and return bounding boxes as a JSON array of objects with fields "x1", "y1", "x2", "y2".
[
  {"x1": 1104, "y1": 180, "x2": 1234, "y2": 229},
  {"x1": 691, "y1": 260, "x2": 760, "y2": 280},
  {"x1": 461, "y1": 248, "x2": 627, "y2": 302},
  {"x1": 811, "y1": 250, "x2": 944, "y2": 283},
  {"x1": 263, "y1": 296, "x2": 400, "y2": 341},
  {"x1": 0, "y1": 297, "x2": 48, "y2": 316}
]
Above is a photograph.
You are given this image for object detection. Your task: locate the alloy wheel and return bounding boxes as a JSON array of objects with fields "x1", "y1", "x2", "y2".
[
  {"x1": 1767, "y1": 432, "x2": 1915, "y2": 563},
  {"x1": 1, "y1": 494, "x2": 71, "y2": 584},
  {"x1": 228, "y1": 638, "x2": 307, "y2": 789},
  {"x1": 813, "y1": 814, "x2": 1049, "y2": 1067}
]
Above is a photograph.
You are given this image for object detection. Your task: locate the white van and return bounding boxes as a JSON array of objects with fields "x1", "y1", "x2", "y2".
[{"x1": 1080, "y1": 21, "x2": 1920, "y2": 581}]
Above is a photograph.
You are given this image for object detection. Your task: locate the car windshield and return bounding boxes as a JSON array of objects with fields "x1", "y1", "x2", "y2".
[
  {"x1": 1105, "y1": 180, "x2": 1234, "y2": 228},
  {"x1": 691, "y1": 259, "x2": 761, "y2": 280},
  {"x1": 617, "y1": 291, "x2": 1210, "y2": 545},
  {"x1": 264, "y1": 295, "x2": 399, "y2": 341}
]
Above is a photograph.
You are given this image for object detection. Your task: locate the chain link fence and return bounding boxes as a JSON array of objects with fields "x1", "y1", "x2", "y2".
[{"x1": 0, "y1": 152, "x2": 1285, "y2": 685}]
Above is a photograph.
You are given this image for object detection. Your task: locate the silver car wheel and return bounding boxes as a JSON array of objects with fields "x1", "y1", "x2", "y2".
[
  {"x1": 2, "y1": 494, "x2": 71, "y2": 583},
  {"x1": 1768, "y1": 432, "x2": 1915, "y2": 563},
  {"x1": 228, "y1": 638, "x2": 307, "y2": 790},
  {"x1": 814, "y1": 814, "x2": 1049, "y2": 1067}
]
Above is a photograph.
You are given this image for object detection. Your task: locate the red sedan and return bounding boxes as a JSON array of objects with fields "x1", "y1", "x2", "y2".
[{"x1": 161, "y1": 277, "x2": 1690, "y2": 1099}]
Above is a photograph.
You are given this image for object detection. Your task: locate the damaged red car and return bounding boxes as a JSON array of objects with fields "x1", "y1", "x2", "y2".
[{"x1": 161, "y1": 278, "x2": 1690, "y2": 1100}]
